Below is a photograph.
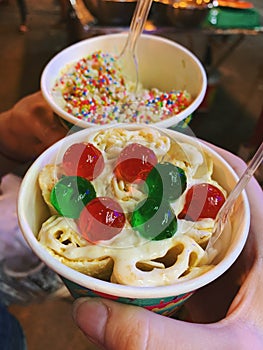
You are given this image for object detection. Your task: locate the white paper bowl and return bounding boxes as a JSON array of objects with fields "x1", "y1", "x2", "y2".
[
  {"x1": 17, "y1": 124, "x2": 249, "y2": 317},
  {"x1": 41, "y1": 33, "x2": 207, "y2": 129}
]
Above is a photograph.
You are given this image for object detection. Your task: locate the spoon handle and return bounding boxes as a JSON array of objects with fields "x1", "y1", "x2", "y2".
[
  {"x1": 124, "y1": 0, "x2": 153, "y2": 54},
  {"x1": 207, "y1": 141, "x2": 263, "y2": 249}
]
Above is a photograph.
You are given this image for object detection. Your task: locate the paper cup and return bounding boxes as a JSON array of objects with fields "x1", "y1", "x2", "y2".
[
  {"x1": 17, "y1": 124, "x2": 250, "y2": 317},
  {"x1": 41, "y1": 33, "x2": 207, "y2": 130}
]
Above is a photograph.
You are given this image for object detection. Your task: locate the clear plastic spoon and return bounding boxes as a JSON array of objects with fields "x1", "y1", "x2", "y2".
[
  {"x1": 206, "y1": 141, "x2": 263, "y2": 253},
  {"x1": 118, "y1": 0, "x2": 153, "y2": 92}
]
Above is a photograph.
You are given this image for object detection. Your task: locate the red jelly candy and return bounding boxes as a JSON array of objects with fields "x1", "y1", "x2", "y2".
[
  {"x1": 178, "y1": 183, "x2": 225, "y2": 221},
  {"x1": 62, "y1": 143, "x2": 104, "y2": 181},
  {"x1": 114, "y1": 143, "x2": 158, "y2": 183},
  {"x1": 78, "y1": 197, "x2": 126, "y2": 242}
]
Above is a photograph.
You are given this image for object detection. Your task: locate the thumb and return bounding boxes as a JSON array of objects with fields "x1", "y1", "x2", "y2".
[{"x1": 72, "y1": 297, "x2": 239, "y2": 350}]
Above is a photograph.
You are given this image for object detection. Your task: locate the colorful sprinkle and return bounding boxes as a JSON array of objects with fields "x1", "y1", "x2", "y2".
[{"x1": 52, "y1": 51, "x2": 192, "y2": 125}]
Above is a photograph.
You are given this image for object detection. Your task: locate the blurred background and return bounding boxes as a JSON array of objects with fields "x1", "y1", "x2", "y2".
[{"x1": 0, "y1": 0, "x2": 262, "y2": 349}]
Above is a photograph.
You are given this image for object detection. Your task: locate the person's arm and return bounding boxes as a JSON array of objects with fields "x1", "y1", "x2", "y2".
[{"x1": 0, "y1": 91, "x2": 67, "y2": 177}]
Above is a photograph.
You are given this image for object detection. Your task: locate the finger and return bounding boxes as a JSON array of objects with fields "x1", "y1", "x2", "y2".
[
  {"x1": 36, "y1": 114, "x2": 68, "y2": 147},
  {"x1": 72, "y1": 297, "x2": 242, "y2": 350},
  {"x1": 14, "y1": 91, "x2": 68, "y2": 143},
  {"x1": 31, "y1": 95, "x2": 68, "y2": 145}
]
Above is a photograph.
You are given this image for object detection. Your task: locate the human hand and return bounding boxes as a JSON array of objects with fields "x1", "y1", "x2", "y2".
[
  {"x1": 0, "y1": 91, "x2": 67, "y2": 162},
  {"x1": 72, "y1": 145, "x2": 263, "y2": 349}
]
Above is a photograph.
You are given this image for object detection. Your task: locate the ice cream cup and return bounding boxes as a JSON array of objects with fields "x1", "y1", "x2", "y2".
[
  {"x1": 17, "y1": 124, "x2": 250, "y2": 317},
  {"x1": 41, "y1": 33, "x2": 207, "y2": 130}
]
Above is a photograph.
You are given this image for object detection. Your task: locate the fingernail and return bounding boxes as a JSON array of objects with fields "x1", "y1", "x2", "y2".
[{"x1": 73, "y1": 297, "x2": 109, "y2": 346}]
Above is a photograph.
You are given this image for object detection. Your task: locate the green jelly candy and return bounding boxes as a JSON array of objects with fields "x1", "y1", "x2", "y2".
[
  {"x1": 145, "y1": 162, "x2": 187, "y2": 202},
  {"x1": 50, "y1": 176, "x2": 96, "y2": 219},
  {"x1": 130, "y1": 197, "x2": 177, "y2": 241}
]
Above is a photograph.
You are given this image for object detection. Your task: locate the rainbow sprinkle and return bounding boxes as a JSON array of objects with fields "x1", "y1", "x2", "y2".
[{"x1": 52, "y1": 51, "x2": 192, "y2": 125}]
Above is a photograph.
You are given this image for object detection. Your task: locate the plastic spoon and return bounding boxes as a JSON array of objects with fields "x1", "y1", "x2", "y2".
[
  {"x1": 118, "y1": 0, "x2": 153, "y2": 92},
  {"x1": 206, "y1": 141, "x2": 263, "y2": 254}
]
